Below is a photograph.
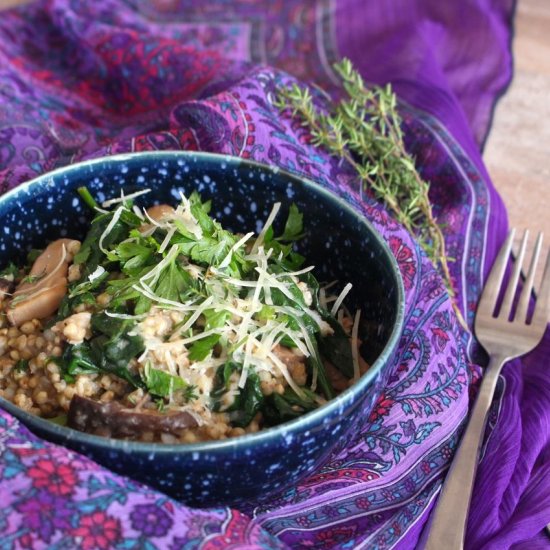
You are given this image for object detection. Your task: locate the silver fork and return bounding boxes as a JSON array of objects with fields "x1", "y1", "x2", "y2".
[{"x1": 424, "y1": 229, "x2": 550, "y2": 549}]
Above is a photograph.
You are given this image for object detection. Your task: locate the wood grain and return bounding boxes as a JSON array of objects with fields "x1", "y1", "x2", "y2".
[{"x1": 484, "y1": 0, "x2": 550, "y2": 248}]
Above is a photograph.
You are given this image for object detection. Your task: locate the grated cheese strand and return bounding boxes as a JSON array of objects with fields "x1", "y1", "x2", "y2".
[
  {"x1": 177, "y1": 295, "x2": 215, "y2": 333},
  {"x1": 330, "y1": 282, "x2": 353, "y2": 316},
  {"x1": 179, "y1": 326, "x2": 223, "y2": 345},
  {"x1": 218, "y1": 232, "x2": 254, "y2": 269},
  {"x1": 99, "y1": 206, "x2": 125, "y2": 255},
  {"x1": 273, "y1": 265, "x2": 315, "y2": 279},
  {"x1": 133, "y1": 282, "x2": 198, "y2": 310},
  {"x1": 139, "y1": 245, "x2": 180, "y2": 286},
  {"x1": 88, "y1": 266, "x2": 106, "y2": 282},
  {"x1": 105, "y1": 311, "x2": 149, "y2": 320},
  {"x1": 132, "y1": 205, "x2": 145, "y2": 220},
  {"x1": 102, "y1": 188, "x2": 151, "y2": 208},
  {"x1": 251, "y1": 202, "x2": 281, "y2": 253},
  {"x1": 262, "y1": 345, "x2": 305, "y2": 398}
]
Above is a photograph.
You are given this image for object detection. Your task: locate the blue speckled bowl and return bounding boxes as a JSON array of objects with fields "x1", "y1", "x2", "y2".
[{"x1": 0, "y1": 152, "x2": 404, "y2": 507}]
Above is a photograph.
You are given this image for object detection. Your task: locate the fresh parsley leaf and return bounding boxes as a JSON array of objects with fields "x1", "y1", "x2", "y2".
[
  {"x1": 255, "y1": 305, "x2": 276, "y2": 322},
  {"x1": 189, "y1": 191, "x2": 215, "y2": 234},
  {"x1": 203, "y1": 309, "x2": 230, "y2": 330},
  {"x1": 14, "y1": 359, "x2": 29, "y2": 372},
  {"x1": 177, "y1": 232, "x2": 235, "y2": 267},
  {"x1": 278, "y1": 204, "x2": 304, "y2": 242},
  {"x1": 153, "y1": 261, "x2": 194, "y2": 304},
  {"x1": 116, "y1": 242, "x2": 155, "y2": 270},
  {"x1": 0, "y1": 262, "x2": 19, "y2": 280},
  {"x1": 74, "y1": 210, "x2": 138, "y2": 279},
  {"x1": 188, "y1": 334, "x2": 220, "y2": 361},
  {"x1": 143, "y1": 364, "x2": 186, "y2": 398}
]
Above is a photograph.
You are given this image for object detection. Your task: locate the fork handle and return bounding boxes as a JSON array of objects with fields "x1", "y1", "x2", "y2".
[{"x1": 424, "y1": 355, "x2": 506, "y2": 550}]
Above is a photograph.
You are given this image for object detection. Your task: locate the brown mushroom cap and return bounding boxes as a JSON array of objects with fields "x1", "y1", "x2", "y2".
[
  {"x1": 67, "y1": 395, "x2": 199, "y2": 439},
  {"x1": 7, "y1": 239, "x2": 80, "y2": 326},
  {"x1": 146, "y1": 204, "x2": 175, "y2": 222}
]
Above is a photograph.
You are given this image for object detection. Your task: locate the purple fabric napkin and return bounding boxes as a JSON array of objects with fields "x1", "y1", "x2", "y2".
[{"x1": 0, "y1": 1, "x2": 548, "y2": 549}]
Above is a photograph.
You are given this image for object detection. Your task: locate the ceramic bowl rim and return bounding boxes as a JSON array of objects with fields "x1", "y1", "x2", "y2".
[{"x1": 0, "y1": 151, "x2": 405, "y2": 455}]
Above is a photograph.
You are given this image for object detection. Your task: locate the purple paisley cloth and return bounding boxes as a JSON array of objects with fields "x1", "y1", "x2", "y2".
[{"x1": 0, "y1": 1, "x2": 548, "y2": 549}]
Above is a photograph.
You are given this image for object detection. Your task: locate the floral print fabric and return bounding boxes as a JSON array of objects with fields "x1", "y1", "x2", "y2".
[{"x1": 2, "y1": 2, "x2": 546, "y2": 550}]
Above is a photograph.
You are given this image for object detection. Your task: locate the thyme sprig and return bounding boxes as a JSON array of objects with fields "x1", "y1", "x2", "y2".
[{"x1": 275, "y1": 58, "x2": 467, "y2": 329}]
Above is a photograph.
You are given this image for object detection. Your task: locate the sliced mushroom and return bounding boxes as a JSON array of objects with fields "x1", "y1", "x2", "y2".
[
  {"x1": 147, "y1": 204, "x2": 175, "y2": 222},
  {"x1": 7, "y1": 239, "x2": 80, "y2": 326},
  {"x1": 140, "y1": 204, "x2": 176, "y2": 233},
  {"x1": 67, "y1": 395, "x2": 198, "y2": 439}
]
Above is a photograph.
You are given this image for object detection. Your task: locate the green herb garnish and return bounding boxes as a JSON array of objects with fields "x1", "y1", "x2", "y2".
[
  {"x1": 14, "y1": 359, "x2": 29, "y2": 373},
  {"x1": 276, "y1": 58, "x2": 466, "y2": 329},
  {"x1": 51, "y1": 186, "x2": 357, "y2": 429},
  {"x1": 142, "y1": 362, "x2": 196, "y2": 400}
]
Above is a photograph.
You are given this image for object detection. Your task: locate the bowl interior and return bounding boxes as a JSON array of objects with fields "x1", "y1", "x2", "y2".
[{"x1": 0, "y1": 151, "x2": 404, "y2": 450}]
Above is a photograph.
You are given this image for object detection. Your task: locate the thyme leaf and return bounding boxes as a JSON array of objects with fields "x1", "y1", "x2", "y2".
[{"x1": 275, "y1": 58, "x2": 467, "y2": 329}]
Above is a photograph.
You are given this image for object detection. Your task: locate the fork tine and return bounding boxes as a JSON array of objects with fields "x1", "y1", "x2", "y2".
[
  {"x1": 499, "y1": 230, "x2": 529, "y2": 320},
  {"x1": 516, "y1": 232, "x2": 543, "y2": 322},
  {"x1": 478, "y1": 229, "x2": 516, "y2": 315},
  {"x1": 532, "y1": 246, "x2": 550, "y2": 327}
]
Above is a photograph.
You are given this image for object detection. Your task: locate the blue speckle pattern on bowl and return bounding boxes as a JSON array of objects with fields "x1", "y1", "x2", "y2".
[{"x1": 0, "y1": 152, "x2": 404, "y2": 507}]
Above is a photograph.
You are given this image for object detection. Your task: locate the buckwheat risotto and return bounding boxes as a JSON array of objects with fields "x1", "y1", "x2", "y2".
[{"x1": 0, "y1": 188, "x2": 367, "y2": 443}]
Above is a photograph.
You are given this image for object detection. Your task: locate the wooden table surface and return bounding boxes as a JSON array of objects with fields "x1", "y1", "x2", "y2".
[{"x1": 484, "y1": 0, "x2": 550, "y2": 259}]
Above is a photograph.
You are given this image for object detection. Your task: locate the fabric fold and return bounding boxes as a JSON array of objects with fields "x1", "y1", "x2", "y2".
[{"x1": 0, "y1": 1, "x2": 547, "y2": 549}]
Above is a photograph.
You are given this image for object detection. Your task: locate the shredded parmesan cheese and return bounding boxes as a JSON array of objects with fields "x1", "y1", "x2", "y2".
[
  {"x1": 102, "y1": 188, "x2": 152, "y2": 208},
  {"x1": 88, "y1": 266, "x2": 105, "y2": 282},
  {"x1": 99, "y1": 206, "x2": 124, "y2": 255},
  {"x1": 251, "y1": 202, "x2": 281, "y2": 253},
  {"x1": 331, "y1": 282, "x2": 353, "y2": 316},
  {"x1": 218, "y1": 232, "x2": 254, "y2": 269}
]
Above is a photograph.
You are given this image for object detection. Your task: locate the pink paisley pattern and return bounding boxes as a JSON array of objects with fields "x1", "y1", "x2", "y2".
[{"x1": 1, "y1": 2, "x2": 545, "y2": 550}]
